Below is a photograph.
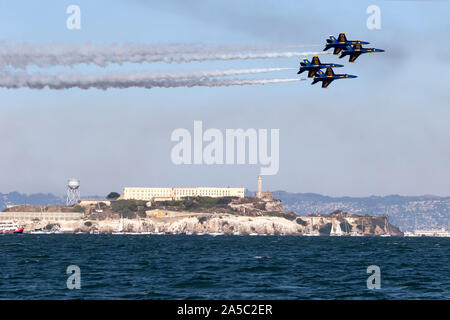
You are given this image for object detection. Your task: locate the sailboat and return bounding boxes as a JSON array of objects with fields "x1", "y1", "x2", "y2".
[
  {"x1": 380, "y1": 216, "x2": 391, "y2": 237},
  {"x1": 358, "y1": 217, "x2": 366, "y2": 236},
  {"x1": 341, "y1": 218, "x2": 351, "y2": 236},
  {"x1": 330, "y1": 220, "x2": 343, "y2": 236}
]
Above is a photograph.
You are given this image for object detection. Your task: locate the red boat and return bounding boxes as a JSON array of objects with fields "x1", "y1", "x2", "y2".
[{"x1": 0, "y1": 221, "x2": 24, "y2": 234}]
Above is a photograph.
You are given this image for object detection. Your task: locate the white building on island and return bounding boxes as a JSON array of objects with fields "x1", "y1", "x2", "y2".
[{"x1": 123, "y1": 186, "x2": 245, "y2": 201}]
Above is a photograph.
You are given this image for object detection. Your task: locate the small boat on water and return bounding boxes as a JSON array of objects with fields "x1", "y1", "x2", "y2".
[
  {"x1": 380, "y1": 216, "x2": 392, "y2": 237},
  {"x1": 0, "y1": 221, "x2": 24, "y2": 234},
  {"x1": 30, "y1": 228, "x2": 45, "y2": 234},
  {"x1": 330, "y1": 220, "x2": 343, "y2": 236},
  {"x1": 209, "y1": 232, "x2": 224, "y2": 236}
]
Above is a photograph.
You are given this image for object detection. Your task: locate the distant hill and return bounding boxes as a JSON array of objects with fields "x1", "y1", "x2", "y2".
[
  {"x1": 267, "y1": 191, "x2": 450, "y2": 232},
  {"x1": 0, "y1": 192, "x2": 64, "y2": 209},
  {"x1": 0, "y1": 192, "x2": 102, "y2": 210}
]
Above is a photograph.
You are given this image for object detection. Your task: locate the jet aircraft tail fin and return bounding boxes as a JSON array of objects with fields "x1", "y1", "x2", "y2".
[
  {"x1": 311, "y1": 56, "x2": 320, "y2": 65},
  {"x1": 337, "y1": 33, "x2": 347, "y2": 42},
  {"x1": 325, "y1": 67, "x2": 335, "y2": 77}
]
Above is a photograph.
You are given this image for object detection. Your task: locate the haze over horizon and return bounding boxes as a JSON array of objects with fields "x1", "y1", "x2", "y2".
[
  {"x1": 1, "y1": 0, "x2": 450, "y2": 197},
  {"x1": 1, "y1": 188, "x2": 449, "y2": 200}
]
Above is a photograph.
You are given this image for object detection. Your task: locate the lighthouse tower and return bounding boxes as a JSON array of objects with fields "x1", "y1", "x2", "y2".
[{"x1": 256, "y1": 175, "x2": 262, "y2": 199}]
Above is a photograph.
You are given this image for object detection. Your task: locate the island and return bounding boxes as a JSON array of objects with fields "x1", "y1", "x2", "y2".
[{"x1": 1, "y1": 196, "x2": 403, "y2": 236}]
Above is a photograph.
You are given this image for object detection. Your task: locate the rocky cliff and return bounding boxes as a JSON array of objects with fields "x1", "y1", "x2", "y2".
[{"x1": 19, "y1": 209, "x2": 402, "y2": 236}]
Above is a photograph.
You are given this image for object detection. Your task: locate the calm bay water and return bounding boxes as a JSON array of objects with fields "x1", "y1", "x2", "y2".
[{"x1": 0, "y1": 235, "x2": 448, "y2": 299}]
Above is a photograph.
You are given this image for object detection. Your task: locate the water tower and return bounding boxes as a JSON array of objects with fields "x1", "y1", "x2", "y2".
[{"x1": 66, "y1": 178, "x2": 80, "y2": 206}]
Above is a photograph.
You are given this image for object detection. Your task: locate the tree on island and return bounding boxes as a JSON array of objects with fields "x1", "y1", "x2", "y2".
[{"x1": 106, "y1": 192, "x2": 121, "y2": 200}]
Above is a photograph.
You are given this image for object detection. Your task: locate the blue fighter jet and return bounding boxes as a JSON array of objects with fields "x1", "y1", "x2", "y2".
[
  {"x1": 311, "y1": 67, "x2": 357, "y2": 88},
  {"x1": 324, "y1": 33, "x2": 370, "y2": 55},
  {"x1": 297, "y1": 56, "x2": 344, "y2": 78},
  {"x1": 339, "y1": 44, "x2": 385, "y2": 62}
]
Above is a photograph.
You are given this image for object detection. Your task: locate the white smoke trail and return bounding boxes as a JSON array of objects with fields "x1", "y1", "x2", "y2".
[
  {"x1": 0, "y1": 70, "x2": 304, "y2": 90},
  {"x1": 96, "y1": 67, "x2": 295, "y2": 80},
  {"x1": 0, "y1": 41, "x2": 327, "y2": 68}
]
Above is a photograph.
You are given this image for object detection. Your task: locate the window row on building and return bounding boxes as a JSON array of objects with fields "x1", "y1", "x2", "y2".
[{"x1": 123, "y1": 187, "x2": 245, "y2": 201}]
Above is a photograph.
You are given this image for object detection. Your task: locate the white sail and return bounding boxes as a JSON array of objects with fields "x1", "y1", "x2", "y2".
[
  {"x1": 335, "y1": 222, "x2": 343, "y2": 235},
  {"x1": 118, "y1": 216, "x2": 124, "y2": 232},
  {"x1": 330, "y1": 220, "x2": 343, "y2": 236}
]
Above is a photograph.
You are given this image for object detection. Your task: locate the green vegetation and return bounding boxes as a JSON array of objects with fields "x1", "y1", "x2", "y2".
[
  {"x1": 295, "y1": 218, "x2": 307, "y2": 226},
  {"x1": 264, "y1": 211, "x2": 298, "y2": 221},
  {"x1": 319, "y1": 223, "x2": 332, "y2": 235},
  {"x1": 198, "y1": 216, "x2": 209, "y2": 224},
  {"x1": 154, "y1": 196, "x2": 236, "y2": 213},
  {"x1": 44, "y1": 223, "x2": 60, "y2": 231},
  {"x1": 107, "y1": 192, "x2": 121, "y2": 200},
  {"x1": 111, "y1": 200, "x2": 147, "y2": 218},
  {"x1": 254, "y1": 202, "x2": 266, "y2": 210},
  {"x1": 340, "y1": 220, "x2": 352, "y2": 233},
  {"x1": 72, "y1": 205, "x2": 85, "y2": 213}
]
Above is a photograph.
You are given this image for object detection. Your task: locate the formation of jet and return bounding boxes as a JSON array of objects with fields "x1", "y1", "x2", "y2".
[
  {"x1": 297, "y1": 56, "x2": 344, "y2": 78},
  {"x1": 311, "y1": 67, "x2": 357, "y2": 88},
  {"x1": 323, "y1": 33, "x2": 369, "y2": 56},
  {"x1": 339, "y1": 44, "x2": 385, "y2": 63},
  {"x1": 296, "y1": 33, "x2": 384, "y2": 88}
]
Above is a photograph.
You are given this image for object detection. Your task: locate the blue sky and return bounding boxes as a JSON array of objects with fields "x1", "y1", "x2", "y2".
[{"x1": 1, "y1": 0, "x2": 450, "y2": 197}]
